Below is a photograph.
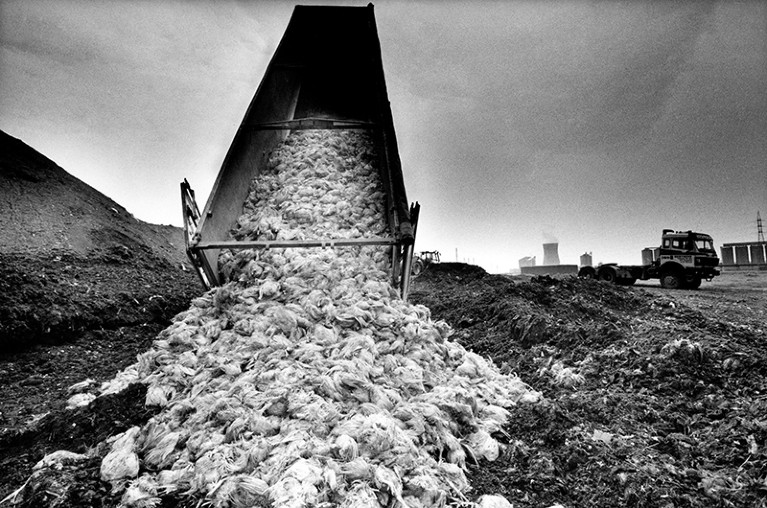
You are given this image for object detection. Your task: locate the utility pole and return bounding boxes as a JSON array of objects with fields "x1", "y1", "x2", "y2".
[{"x1": 758, "y1": 211, "x2": 765, "y2": 243}]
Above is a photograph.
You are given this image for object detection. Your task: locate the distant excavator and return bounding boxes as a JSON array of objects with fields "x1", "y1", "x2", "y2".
[{"x1": 411, "y1": 250, "x2": 441, "y2": 276}]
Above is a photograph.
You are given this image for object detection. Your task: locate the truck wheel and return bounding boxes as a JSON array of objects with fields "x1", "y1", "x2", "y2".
[
  {"x1": 578, "y1": 266, "x2": 596, "y2": 279},
  {"x1": 411, "y1": 259, "x2": 425, "y2": 277},
  {"x1": 661, "y1": 273, "x2": 682, "y2": 289},
  {"x1": 597, "y1": 267, "x2": 617, "y2": 283}
]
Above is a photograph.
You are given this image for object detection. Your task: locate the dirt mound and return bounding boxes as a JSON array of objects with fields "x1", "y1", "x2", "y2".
[
  {"x1": 0, "y1": 130, "x2": 187, "y2": 264},
  {"x1": 0, "y1": 130, "x2": 200, "y2": 351},
  {"x1": 0, "y1": 131, "x2": 200, "y2": 449},
  {"x1": 417, "y1": 262, "x2": 489, "y2": 284},
  {"x1": 410, "y1": 270, "x2": 767, "y2": 508}
]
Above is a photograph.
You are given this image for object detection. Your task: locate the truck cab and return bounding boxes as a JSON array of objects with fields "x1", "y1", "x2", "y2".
[{"x1": 655, "y1": 230, "x2": 720, "y2": 288}]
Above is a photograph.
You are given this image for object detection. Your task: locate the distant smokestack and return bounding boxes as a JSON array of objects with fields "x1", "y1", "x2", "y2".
[{"x1": 543, "y1": 242, "x2": 560, "y2": 266}]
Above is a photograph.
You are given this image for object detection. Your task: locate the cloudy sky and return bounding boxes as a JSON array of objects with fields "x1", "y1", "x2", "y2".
[{"x1": 1, "y1": 0, "x2": 765, "y2": 272}]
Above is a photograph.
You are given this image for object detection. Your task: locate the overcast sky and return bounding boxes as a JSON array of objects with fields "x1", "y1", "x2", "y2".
[{"x1": 1, "y1": 0, "x2": 765, "y2": 272}]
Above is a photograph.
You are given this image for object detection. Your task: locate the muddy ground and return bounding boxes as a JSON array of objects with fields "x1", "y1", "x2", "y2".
[
  {"x1": 412, "y1": 264, "x2": 767, "y2": 508},
  {"x1": 1, "y1": 262, "x2": 765, "y2": 507},
  {"x1": 0, "y1": 256, "x2": 201, "y2": 507}
]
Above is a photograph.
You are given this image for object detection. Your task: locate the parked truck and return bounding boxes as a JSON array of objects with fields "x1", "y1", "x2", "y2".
[{"x1": 577, "y1": 230, "x2": 720, "y2": 289}]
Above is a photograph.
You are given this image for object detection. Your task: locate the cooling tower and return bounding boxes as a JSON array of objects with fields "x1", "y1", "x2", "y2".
[
  {"x1": 543, "y1": 242, "x2": 560, "y2": 266},
  {"x1": 580, "y1": 252, "x2": 592, "y2": 267}
]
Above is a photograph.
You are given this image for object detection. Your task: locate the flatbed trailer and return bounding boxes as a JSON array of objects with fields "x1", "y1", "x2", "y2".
[{"x1": 181, "y1": 5, "x2": 419, "y2": 298}]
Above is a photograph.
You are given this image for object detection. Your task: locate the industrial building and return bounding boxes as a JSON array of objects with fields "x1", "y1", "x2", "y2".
[{"x1": 720, "y1": 241, "x2": 767, "y2": 270}]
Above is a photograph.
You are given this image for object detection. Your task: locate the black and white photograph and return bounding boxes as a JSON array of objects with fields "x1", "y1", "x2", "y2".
[{"x1": 1, "y1": 1, "x2": 765, "y2": 507}]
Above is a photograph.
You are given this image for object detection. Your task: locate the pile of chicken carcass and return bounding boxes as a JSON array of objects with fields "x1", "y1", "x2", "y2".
[{"x1": 56, "y1": 130, "x2": 541, "y2": 508}]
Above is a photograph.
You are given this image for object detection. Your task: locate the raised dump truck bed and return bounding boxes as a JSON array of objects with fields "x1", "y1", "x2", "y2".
[{"x1": 182, "y1": 5, "x2": 418, "y2": 297}]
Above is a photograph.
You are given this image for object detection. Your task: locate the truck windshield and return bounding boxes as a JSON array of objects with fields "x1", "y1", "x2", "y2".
[{"x1": 695, "y1": 239, "x2": 714, "y2": 252}]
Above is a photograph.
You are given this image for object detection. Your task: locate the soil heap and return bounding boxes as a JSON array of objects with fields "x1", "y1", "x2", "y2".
[
  {"x1": 0, "y1": 130, "x2": 200, "y2": 444},
  {"x1": 0, "y1": 130, "x2": 200, "y2": 351}
]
